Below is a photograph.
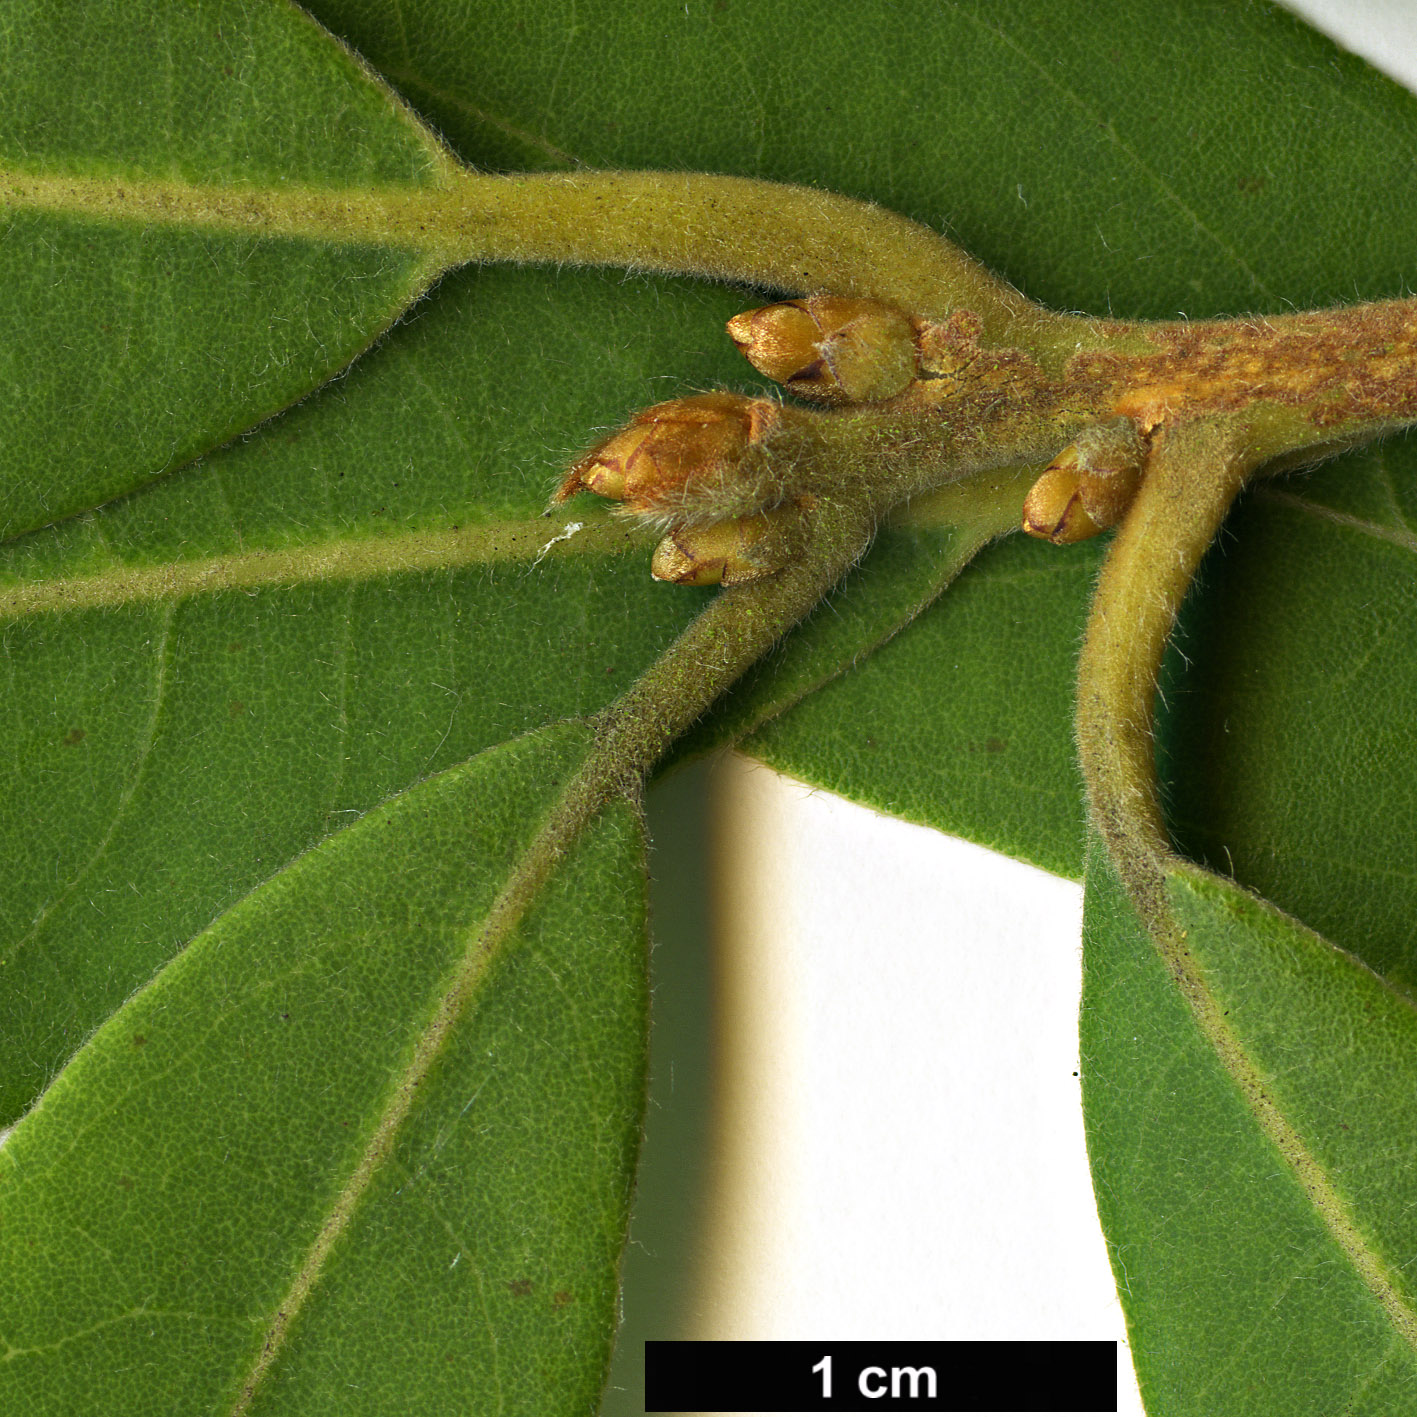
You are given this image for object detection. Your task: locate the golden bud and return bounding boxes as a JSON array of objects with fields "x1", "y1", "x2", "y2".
[
  {"x1": 651, "y1": 505, "x2": 805, "y2": 586},
  {"x1": 1021, "y1": 466, "x2": 1102, "y2": 545},
  {"x1": 1021, "y1": 419, "x2": 1145, "y2": 545},
  {"x1": 554, "y1": 393, "x2": 775, "y2": 511},
  {"x1": 725, "y1": 295, "x2": 917, "y2": 404}
]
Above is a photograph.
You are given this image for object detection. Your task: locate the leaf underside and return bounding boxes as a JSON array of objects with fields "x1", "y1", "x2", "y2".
[
  {"x1": 1083, "y1": 852, "x2": 1417, "y2": 1413},
  {"x1": 3, "y1": 1, "x2": 1417, "y2": 1414},
  {"x1": 1, "y1": 725, "x2": 647, "y2": 1415},
  {"x1": 0, "y1": 0, "x2": 455, "y2": 537}
]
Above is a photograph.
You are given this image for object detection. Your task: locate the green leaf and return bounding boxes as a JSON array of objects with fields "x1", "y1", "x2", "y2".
[
  {"x1": 1078, "y1": 433, "x2": 1417, "y2": 1408},
  {"x1": 8, "y1": 0, "x2": 1417, "y2": 1412},
  {"x1": 0, "y1": 256, "x2": 722, "y2": 1126},
  {"x1": 670, "y1": 471, "x2": 1037, "y2": 768},
  {"x1": 731, "y1": 0, "x2": 1417, "y2": 876},
  {"x1": 1160, "y1": 449, "x2": 1417, "y2": 985},
  {"x1": 0, "y1": 0, "x2": 456, "y2": 536},
  {"x1": 4, "y1": 8, "x2": 1030, "y2": 1404},
  {"x1": 309, "y1": 0, "x2": 1413, "y2": 314},
  {"x1": 0, "y1": 723, "x2": 647, "y2": 1414},
  {"x1": 741, "y1": 530, "x2": 1099, "y2": 878},
  {"x1": 1082, "y1": 850, "x2": 1417, "y2": 1413}
]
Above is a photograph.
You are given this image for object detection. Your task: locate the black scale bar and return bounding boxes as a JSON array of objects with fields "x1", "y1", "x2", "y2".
[{"x1": 645, "y1": 1340, "x2": 1118, "y2": 1413}]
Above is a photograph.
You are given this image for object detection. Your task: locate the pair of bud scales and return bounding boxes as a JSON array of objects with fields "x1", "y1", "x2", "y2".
[{"x1": 553, "y1": 294, "x2": 1143, "y2": 584}]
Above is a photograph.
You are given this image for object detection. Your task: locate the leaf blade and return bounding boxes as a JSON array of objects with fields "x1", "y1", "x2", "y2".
[
  {"x1": 0, "y1": 0, "x2": 456, "y2": 534},
  {"x1": 0, "y1": 723, "x2": 646, "y2": 1416},
  {"x1": 1081, "y1": 849, "x2": 1417, "y2": 1413},
  {"x1": 1160, "y1": 449, "x2": 1417, "y2": 986}
]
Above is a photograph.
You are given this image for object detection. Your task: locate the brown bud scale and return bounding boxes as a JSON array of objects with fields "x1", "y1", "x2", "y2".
[
  {"x1": 651, "y1": 503, "x2": 807, "y2": 585},
  {"x1": 1022, "y1": 467, "x2": 1103, "y2": 545},
  {"x1": 727, "y1": 295, "x2": 918, "y2": 404},
  {"x1": 555, "y1": 393, "x2": 776, "y2": 512}
]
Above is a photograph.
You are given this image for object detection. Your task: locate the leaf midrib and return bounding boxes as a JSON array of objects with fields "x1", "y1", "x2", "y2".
[
  {"x1": 0, "y1": 513, "x2": 649, "y2": 621},
  {"x1": 226, "y1": 729, "x2": 605, "y2": 1414},
  {"x1": 1, "y1": 167, "x2": 477, "y2": 261},
  {"x1": 1158, "y1": 862, "x2": 1417, "y2": 1353},
  {"x1": 378, "y1": 61, "x2": 583, "y2": 170},
  {"x1": 1254, "y1": 486, "x2": 1417, "y2": 553}
]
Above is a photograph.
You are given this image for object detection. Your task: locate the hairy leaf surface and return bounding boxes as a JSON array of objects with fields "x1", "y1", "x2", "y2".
[
  {"x1": 4, "y1": 1, "x2": 1417, "y2": 1414},
  {"x1": 728, "y1": 1, "x2": 1417, "y2": 880},
  {"x1": 1082, "y1": 853, "x2": 1417, "y2": 1413},
  {"x1": 0, "y1": 0, "x2": 455, "y2": 535},
  {"x1": 0, "y1": 725, "x2": 646, "y2": 1415}
]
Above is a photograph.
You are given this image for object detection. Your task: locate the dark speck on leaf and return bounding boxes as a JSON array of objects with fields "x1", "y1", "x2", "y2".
[
  {"x1": 508, "y1": 1278, "x2": 533, "y2": 1298},
  {"x1": 132, "y1": 1034, "x2": 147, "y2": 1047},
  {"x1": 62, "y1": 727, "x2": 85, "y2": 746}
]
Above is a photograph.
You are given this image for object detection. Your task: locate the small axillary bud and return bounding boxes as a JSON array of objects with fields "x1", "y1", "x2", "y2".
[
  {"x1": 553, "y1": 392, "x2": 776, "y2": 512},
  {"x1": 651, "y1": 503, "x2": 808, "y2": 586},
  {"x1": 1021, "y1": 464, "x2": 1100, "y2": 545},
  {"x1": 725, "y1": 295, "x2": 918, "y2": 404},
  {"x1": 1022, "y1": 418, "x2": 1146, "y2": 545}
]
